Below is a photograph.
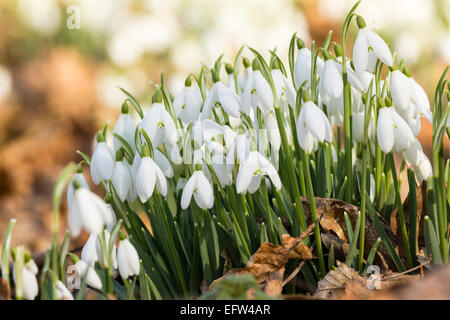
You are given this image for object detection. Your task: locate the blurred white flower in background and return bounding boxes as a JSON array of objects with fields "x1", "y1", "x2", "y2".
[
  {"x1": 0, "y1": 66, "x2": 12, "y2": 103},
  {"x1": 18, "y1": 0, "x2": 61, "y2": 36}
]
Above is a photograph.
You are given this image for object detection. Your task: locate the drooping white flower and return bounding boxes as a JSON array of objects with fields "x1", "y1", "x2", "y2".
[
  {"x1": 181, "y1": 170, "x2": 214, "y2": 210},
  {"x1": 201, "y1": 72, "x2": 242, "y2": 119},
  {"x1": 154, "y1": 149, "x2": 174, "y2": 178},
  {"x1": 414, "y1": 151, "x2": 433, "y2": 182},
  {"x1": 90, "y1": 135, "x2": 114, "y2": 185},
  {"x1": 352, "y1": 111, "x2": 375, "y2": 143},
  {"x1": 173, "y1": 79, "x2": 202, "y2": 123},
  {"x1": 376, "y1": 107, "x2": 415, "y2": 154},
  {"x1": 352, "y1": 17, "x2": 393, "y2": 74},
  {"x1": 320, "y1": 59, "x2": 343, "y2": 106},
  {"x1": 296, "y1": 101, "x2": 333, "y2": 153},
  {"x1": 140, "y1": 92, "x2": 178, "y2": 148},
  {"x1": 117, "y1": 238, "x2": 140, "y2": 279},
  {"x1": 390, "y1": 69, "x2": 413, "y2": 118},
  {"x1": 209, "y1": 154, "x2": 233, "y2": 187},
  {"x1": 112, "y1": 104, "x2": 136, "y2": 152},
  {"x1": 68, "y1": 187, "x2": 116, "y2": 237},
  {"x1": 73, "y1": 260, "x2": 102, "y2": 290},
  {"x1": 13, "y1": 264, "x2": 38, "y2": 300},
  {"x1": 243, "y1": 67, "x2": 274, "y2": 114},
  {"x1": 95, "y1": 229, "x2": 118, "y2": 270},
  {"x1": 271, "y1": 69, "x2": 296, "y2": 107},
  {"x1": 67, "y1": 170, "x2": 89, "y2": 213},
  {"x1": 266, "y1": 112, "x2": 281, "y2": 154},
  {"x1": 54, "y1": 281, "x2": 73, "y2": 300},
  {"x1": 293, "y1": 45, "x2": 324, "y2": 89},
  {"x1": 135, "y1": 153, "x2": 167, "y2": 202},
  {"x1": 111, "y1": 152, "x2": 133, "y2": 202},
  {"x1": 81, "y1": 233, "x2": 99, "y2": 264},
  {"x1": 236, "y1": 151, "x2": 281, "y2": 194}
]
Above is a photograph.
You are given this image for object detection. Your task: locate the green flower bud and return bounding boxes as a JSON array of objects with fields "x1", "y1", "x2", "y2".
[
  {"x1": 385, "y1": 96, "x2": 392, "y2": 107},
  {"x1": 242, "y1": 57, "x2": 250, "y2": 68},
  {"x1": 225, "y1": 63, "x2": 234, "y2": 74},
  {"x1": 142, "y1": 145, "x2": 151, "y2": 157},
  {"x1": 377, "y1": 96, "x2": 386, "y2": 108},
  {"x1": 184, "y1": 76, "x2": 192, "y2": 87},
  {"x1": 96, "y1": 131, "x2": 105, "y2": 143},
  {"x1": 115, "y1": 148, "x2": 124, "y2": 162},
  {"x1": 334, "y1": 44, "x2": 343, "y2": 58},
  {"x1": 152, "y1": 88, "x2": 163, "y2": 103},
  {"x1": 356, "y1": 15, "x2": 366, "y2": 29},
  {"x1": 211, "y1": 69, "x2": 220, "y2": 83},
  {"x1": 302, "y1": 88, "x2": 312, "y2": 102},
  {"x1": 296, "y1": 37, "x2": 305, "y2": 50},
  {"x1": 121, "y1": 101, "x2": 129, "y2": 114},
  {"x1": 252, "y1": 58, "x2": 260, "y2": 71}
]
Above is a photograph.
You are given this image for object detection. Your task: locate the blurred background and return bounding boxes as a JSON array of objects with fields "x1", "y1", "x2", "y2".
[{"x1": 0, "y1": 0, "x2": 449, "y2": 252}]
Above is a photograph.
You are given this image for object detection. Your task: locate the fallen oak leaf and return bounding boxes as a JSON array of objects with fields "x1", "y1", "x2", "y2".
[
  {"x1": 210, "y1": 223, "x2": 316, "y2": 290},
  {"x1": 301, "y1": 197, "x2": 398, "y2": 272},
  {"x1": 313, "y1": 261, "x2": 418, "y2": 300}
]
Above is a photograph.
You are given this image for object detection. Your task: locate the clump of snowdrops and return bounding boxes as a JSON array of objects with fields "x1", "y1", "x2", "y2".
[{"x1": 1, "y1": 2, "x2": 450, "y2": 300}]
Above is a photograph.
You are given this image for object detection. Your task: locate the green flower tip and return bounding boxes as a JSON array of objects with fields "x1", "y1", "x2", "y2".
[
  {"x1": 402, "y1": 66, "x2": 411, "y2": 78},
  {"x1": 194, "y1": 163, "x2": 202, "y2": 171},
  {"x1": 272, "y1": 59, "x2": 281, "y2": 70},
  {"x1": 388, "y1": 65, "x2": 397, "y2": 72},
  {"x1": 76, "y1": 164, "x2": 83, "y2": 174},
  {"x1": 184, "y1": 76, "x2": 192, "y2": 87},
  {"x1": 350, "y1": 60, "x2": 356, "y2": 72},
  {"x1": 361, "y1": 93, "x2": 367, "y2": 105},
  {"x1": 251, "y1": 58, "x2": 260, "y2": 71},
  {"x1": 377, "y1": 96, "x2": 386, "y2": 108},
  {"x1": 73, "y1": 179, "x2": 82, "y2": 190},
  {"x1": 96, "y1": 131, "x2": 105, "y2": 143},
  {"x1": 356, "y1": 15, "x2": 366, "y2": 29},
  {"x1": 322, "y1": 50, "x2": 331, "y2": 61},
  {"x1": 242, "y1": 57, "x2": 250, "y2": 68},
  {"x1": 225, "y1": 63, "x2": 234, "y2": 75},
  {"x1": 296, "y1": 37, "x2": 305, "y2": 50},
  {"x1": 142, "y1": 144, "x2": 151, "y2": 157},
  {"x1": 115, "y1": 148, "x2": 124, "y2": 162},
  {"x1": 152, "y1": 88, "x2": 163, "y2": 103},
  {"x1": 121, "y1": 101, "x2": 129, "y2": 114},
  {"x1": 334, "y1": 44, "x2": 343, "y2": 58},
  {"x1": 104, "y1": 193, "x2": 112, "y2": 204},
  {"x1": 211, "y1": 69, "x2": 220, "y2": 83},
  {"x1": 385, "y1": 96, "x2": 392, "y2": 107},
  {"x1": 302, "y1": 88, "x2": 312, "y2": 102},
  {"x1": 119, "y1": 230, "x2": 126, "y2": 241}
]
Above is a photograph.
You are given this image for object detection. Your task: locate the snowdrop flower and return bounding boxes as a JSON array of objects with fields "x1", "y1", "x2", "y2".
[
  {"x1": 293, "y1": 39, "x2": 324, "y2": 89},
  {"x1": 319, "y1": 55, "x2": 343, "y2": 106},
  {"x1": 111, "y1": 149, "x2": 133, "y2": 202},
  {"x1": 90, "y1": 133, "x2": 114, "y2": 185},
  {"x1": 140, "y1": 89, "x2": 178, "y2": 148},
  {"x1": 409, "y1": 77, "x2": 432, "y2": 121},
  {"x1": 68, "y1": 186, "x2": 116, "y2": 237},
  {"x1": 272, "y1": 68, "x2": 296, "y2": 107},
  {"x1": 73, "y1": 260, "x2": 102, "y2": 290},
  {"x1": 181, "y1": 169, "x2": 214, "y2": 210},
  {"x1": 296, "y1": 100, "x2": 333, "y2": 153},
  {"x1": 173, "y1": 77, "x2": 202, "y2": 123},
  {"x1": 201, "y1": 70, "x2": 241, "y2": 119},
  {"x1": 14, "y1": 264, "x2": 38, "y2": 300},
  {"x1": 403, "y1": 138, "x2": 423, "y2": 166},
  {"x1": 54, "y1": 281, "x2": 73, "y2": 300},
  {"x1": 266, "y1": 112, "x2": 281, "y2": 154},
  {"x1": 352, "y1": 16, "x2": 393, "y2": 74},
  {"x1": 209, "y1": 154, "x2": 233, "y2": 187},
  {"x1": 135, "y1": 147, "x2": 167, "y2": 202},
  {"x1": 167, "y1": 144, "x2": 183, "y2": 165},
  {"x1": 376, "y1": 107, "x2": 415, "y2": 154},
  {"x1": 117, "y1": 235, "x2": 140, "y2": 279},
  {"x1": 81, "y1": 233, "x2": 99, "y2": 264},
  {"x1": 414, "y1": 151, "x2": 433, "y2": 182},
  {"x1": 390, "y1": 69, "x2": 413, "y2": 119},
  {"x1": 112, "y1": 102, "x2": 136, "y2": 152},
  {"x1": 236, "y1": 150, "x2": 281, "y2": 194},
  {"x1": 67, "y1": 167, "x2": 89, "y2": 213},
  {"x1": 154, "y1": 149, "x2": 174, "y2": 178},
  {"x1": 352, "y1": 111, "x2": 375, "y2": 143},
  {"x1": 95, "y1": 229, "x2": 118, "y2": 270},
  {"x1": 243, "y1": 60, "x2": 274, "y2": 114}
]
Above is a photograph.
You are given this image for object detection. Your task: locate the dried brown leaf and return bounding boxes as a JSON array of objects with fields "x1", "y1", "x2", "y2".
[
  {"x1": 264, "y1": 268, "x2": 285, "y2": 297},
  {"x1": 301, "y1": 197, "x2": 398, "y2": 272},
  {"x1": 0, "y1": 278, "x2": 10, "y2": 300},
  {"x1": 211, "y1": 224, "x2": 315, "y2": 288}
]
